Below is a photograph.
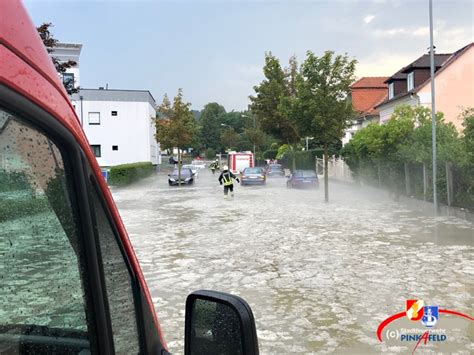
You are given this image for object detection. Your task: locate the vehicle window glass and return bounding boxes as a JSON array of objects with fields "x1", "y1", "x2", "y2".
[
  {"x1": 90, "y1": 182, "x2": 140, "y2": 354},
  {"x1": 0, "y1": 109, "x2": 92, "y2": 353}
]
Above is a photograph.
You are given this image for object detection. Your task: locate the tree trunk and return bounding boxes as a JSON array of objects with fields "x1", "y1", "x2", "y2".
[
  {"x1": 324, "y1": 144, "x2": 329, "y2": 203},
  {"x1": 178, "y1": 147, "x2": 182, "y2": 186},
  {"x1": 291, "y1": 146, "x2": 296, "y2": 172}
]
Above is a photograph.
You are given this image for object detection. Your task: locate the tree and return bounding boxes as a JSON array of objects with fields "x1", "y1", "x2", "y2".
[
  {"x1": 200, "y1": 103, "x2": 226, "y2": 152},
  {"x1": 37, "y1": 23, "x2": 78, "y2": 94},
  {"x1": 250, "y1": 53, "x2": 300, "y2": 168},
  {"x1": 155, "y1": 90, "x2": 197, "y2": 185},
  {"x1": 294, "y1": 51, "x2": 357, "y2": 202},
  {"x1": 220, "y1": 128, "x2": 240, "y2": 150}
]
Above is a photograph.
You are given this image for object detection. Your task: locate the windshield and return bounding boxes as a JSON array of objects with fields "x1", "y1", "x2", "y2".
[
  {"x1": 302, "y1": 171, "x2": 316, "y2": 177},
  {"x1": 172, "y1": 169, "x2": 191, "y2": 176},
  {"x1": 244, "y1": 168, "x2": 263, "y2": 174}
]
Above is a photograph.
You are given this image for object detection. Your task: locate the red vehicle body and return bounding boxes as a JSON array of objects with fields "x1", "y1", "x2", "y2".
[
  {"x1": 227, "y1": 151, "x2": 254, "y2": 174},
  {"x1": 1, "y1": 1, "x2": 258, "y2": 354}
]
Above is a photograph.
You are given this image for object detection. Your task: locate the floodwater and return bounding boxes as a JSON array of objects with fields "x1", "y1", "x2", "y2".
[{"x1": 112, "y1": 168, "x2": 473, "y2": 354}]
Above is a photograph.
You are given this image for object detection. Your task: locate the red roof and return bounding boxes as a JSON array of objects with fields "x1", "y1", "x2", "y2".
[
  {"x1": 351, "y1": 77, "x2": 388, "y2": 114},
  {"x1": 351, "y1": 77, "x2": 389, "y2": 89}
]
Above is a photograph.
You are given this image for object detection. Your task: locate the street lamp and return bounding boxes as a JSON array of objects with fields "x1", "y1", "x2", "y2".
[
  {"x1": 305, "y1": 137, "x2": 314, "y2": 151},
  {"x1": 242, "y1": 114, "x2": 256, "y2": 158}
]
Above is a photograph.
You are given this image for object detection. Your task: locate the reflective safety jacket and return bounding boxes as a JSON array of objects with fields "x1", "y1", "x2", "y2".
[{"x1": 218, "y1": 170, "x2": 236, "y2": 186}]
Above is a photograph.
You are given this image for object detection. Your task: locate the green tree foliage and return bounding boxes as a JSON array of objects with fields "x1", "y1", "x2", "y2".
[
  {"x1": 200, "y1": 103, "x2": 226, "y2": 151},
  {"x1": 461, "y1": 108, "x2": 474, "y2": 167},
  {"x1": 155, "y1": 90, "x2": 197, "y2": 185},
  {"x1": 250, "y1": 53, "x2": 299, "y2": 145},
  {"x1": 290, "y1": 50, "x2": 357, "y2": 201},
  {"x1": 220, "y1": 128, "x2": 240, "y2": 150},
  {"x1": 37, "y1": 23, "x2": 78, "y2": 94},
  {"x1": 342, "y1": 105, "x2": 474, "y2": 208}
]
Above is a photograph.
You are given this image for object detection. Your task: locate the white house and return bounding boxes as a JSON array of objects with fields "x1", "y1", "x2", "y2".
[
  {"x1": 49, "y1": 42, "x2": 161, "y2": 167},
  {"x1": 376, "y1": 43, "x2": 473, "y2": 131},
  {"x1": 72, "y1": 89, "x2": 161, "y2": 167},
  {"x1": 49, "y1": 42, "x2": 82, "y2": 91}
]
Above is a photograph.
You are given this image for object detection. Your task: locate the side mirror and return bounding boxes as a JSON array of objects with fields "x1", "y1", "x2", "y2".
[{"x1": 185, "y1": 290, "x2": 259, "y2": 355}]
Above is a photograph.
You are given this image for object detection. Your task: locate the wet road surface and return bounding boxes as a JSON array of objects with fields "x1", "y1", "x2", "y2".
[{"x1": 112, "y1": 169, "x2": 473, "y2": 354}]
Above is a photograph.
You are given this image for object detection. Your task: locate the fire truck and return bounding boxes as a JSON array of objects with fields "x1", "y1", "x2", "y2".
[{"x1": 227, "y1": 151, "x2": 254, "y2": 174}]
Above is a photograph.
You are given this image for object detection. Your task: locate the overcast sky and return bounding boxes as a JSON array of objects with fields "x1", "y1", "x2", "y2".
[{"x1": 25, "y1": 0, "x2": 473, "y2": 111}]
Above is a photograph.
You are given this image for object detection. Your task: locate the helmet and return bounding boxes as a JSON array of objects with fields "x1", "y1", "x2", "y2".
[{"x1": 223, "y1": 165, "x2": 229, "y2": 170}]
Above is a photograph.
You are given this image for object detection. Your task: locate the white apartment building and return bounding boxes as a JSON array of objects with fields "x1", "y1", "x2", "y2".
[
  {"x1": 72, "y1": 89, "x2": 161, "y2": 167},
  {"x1": 49, "y1": 42, "x2": 82, "y2": 92},
  {"x1": 49, "y1": 43, "x2": 161, "y2": 167}
]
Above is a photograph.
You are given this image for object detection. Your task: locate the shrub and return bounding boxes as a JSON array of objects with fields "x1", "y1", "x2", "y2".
[
  {"x1": 280, "y1": 148, "x2": 325, "y2": 170},
  {"x1": 108, "y1": 162, "x2": 155, "y2": 186},
  {"x1": 263, "y1": 149, "x2": 278, "y2": 160},
  {"x1": 205, "y1": 148, "x2": 216, "y2": 160}
]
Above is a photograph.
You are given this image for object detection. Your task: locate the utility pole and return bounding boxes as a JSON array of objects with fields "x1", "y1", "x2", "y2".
[
  {"x1": 253, "y1": 115, "x2": 256, "y2": 159},
  {"x1": 429, "y1": 0, "x2": 438, "y2": 214},
  {"x1": 80, "y1": 94, "x2": 84, "y2": 127}
]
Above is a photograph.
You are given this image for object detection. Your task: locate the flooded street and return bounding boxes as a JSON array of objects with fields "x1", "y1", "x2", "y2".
[{"x1": 112, "y1": 169, "x2": 473, "y2": 354}]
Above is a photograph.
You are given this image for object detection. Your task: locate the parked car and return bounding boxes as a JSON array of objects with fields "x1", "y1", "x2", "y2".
[
  {"x1": 191, "y1": 160, "x2": 206, "y2": 169},
  {"x1": 241, "y1": 167, "x2": 266, "y2": 185},
  {"x1": 1, "y1": 2, "x2": 259, "y2": 353},
  {"x1": 169, "y1": 168, "x2": 194, "y2": 185},
  {"x1": 182, "y1": 164, "x2": 199, "y2": 178},
  {"x1": 266, "y1": 164, "x2": 285, "y2": 177},
  {"x1": 287, "y1": 170, "x2": 319, "y2": 188}
]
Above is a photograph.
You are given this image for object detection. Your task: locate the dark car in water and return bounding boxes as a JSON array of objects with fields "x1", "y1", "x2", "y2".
[
  {"x1": 168, "y1": 168, "x2": 194, "y2": 185},
  {"x1": 287, "y1": 170, "x2": 319, "y2": 189},
  {"x1": 241, "y1": 167, "x2": 266, "y2": 185},
  {"x1": 266, "y1": 164, "x2": 285, "y2": 177}
]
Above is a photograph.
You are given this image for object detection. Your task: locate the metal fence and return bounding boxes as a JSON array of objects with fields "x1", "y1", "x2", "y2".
[
  {"x1": 315, "y1": 157, "x2": 354, "y2": 183},
  {"x1": 332, "y1": 158, "x2": 473, "y2": 210}
]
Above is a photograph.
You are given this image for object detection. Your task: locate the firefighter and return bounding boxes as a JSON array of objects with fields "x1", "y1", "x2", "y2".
[
  {"x1": 210, "y1": 159, "x2": 219, "y2": 175},
  {"x1": 218, "y1": 165, "x2": 240, "y2": 197}
]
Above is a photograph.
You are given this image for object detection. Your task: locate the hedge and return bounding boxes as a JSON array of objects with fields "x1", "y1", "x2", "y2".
[
  {"x1": 280, "y1": 148, "x2": 325, "y2": 170},
  {"x1": 108, "y1": 162, "x2": 155, "y2": 186}
]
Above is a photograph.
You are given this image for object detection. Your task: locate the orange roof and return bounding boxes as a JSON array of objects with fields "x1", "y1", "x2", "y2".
[
  {"x1": 351, "y1": 77, "x2": 388, "y2": 115},
  {"x1": 351, "y1": 77, "x2": 389, "y2": 89}
]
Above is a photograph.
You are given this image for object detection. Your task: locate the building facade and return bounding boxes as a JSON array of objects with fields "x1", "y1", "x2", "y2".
[
  {"x1": 49, "y1": 42, "x2": 82, "y2": 92},
  {"x1": 49, "y1": 43, "x2": 161, "y2": 167},
  {"x1": 72, "y1": 89, "x2": 161, "y2": 167},
  {"x1": 376, "y1": 43, "x2": 473, "y2": 131},
  {"x1": 343, "y1": 77, "x2": 388, "y2": 145}
]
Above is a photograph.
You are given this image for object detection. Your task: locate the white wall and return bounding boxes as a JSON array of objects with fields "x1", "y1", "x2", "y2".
[
  {"x1": 378, "y1": 95, "x2": 419, "y2": 124},
  {"x1": 73, "y1": 99, "x2": 159, "y2": 167}
]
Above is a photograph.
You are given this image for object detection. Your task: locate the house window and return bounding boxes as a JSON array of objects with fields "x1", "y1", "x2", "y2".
[
  {"x1": 90, "y1": 145, "x2": 101, "y2": 157},
  {"x1": 112, "y1": 145, "x2": 118, "y2": 151},
  {"x1": 111, "y1": 111, "x2": 118, "y2": 116},
  {"x1": 388, "y1": 83, "x2": 394, "y2": 99},
  {"x1": 407, "y1": 72, "x2": 414, "y2": 91},
  {"x1": 88, "y1": 112, "x2": 100, "y2": 125},
  {"x1": 62, "y1": 73, "x2": 74, "y2": 93}
]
